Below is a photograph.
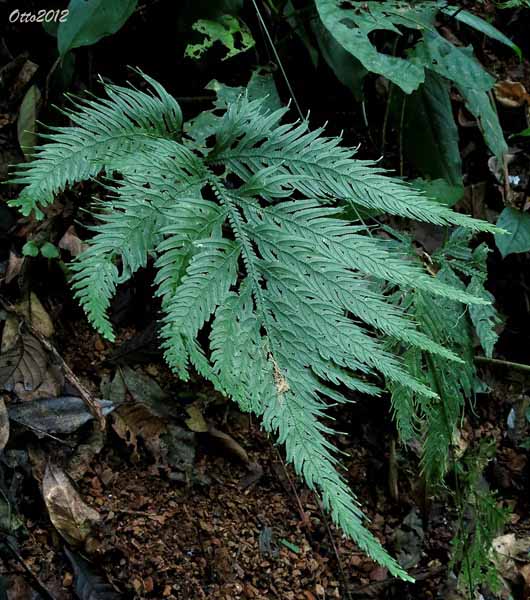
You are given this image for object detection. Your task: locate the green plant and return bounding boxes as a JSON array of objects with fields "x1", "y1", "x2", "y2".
[
  {"x1": 450, "y1": 440, "x2": 508, "y2": 592},
  {"x1": 9, "y1": 72, "x2": 501, "y2": 579},
  {"x1": 285, "y1": 1, "x2": 518, "y2": 196},
  {"x1": 390, "y1": 229, "x2": 500, "y2": 477},
  {"x1": 388, "y1": 230, "x2": 505, "y2": 591},
  {"x1": 185, "y1": 14, "x2": 255, "y2": 60}
]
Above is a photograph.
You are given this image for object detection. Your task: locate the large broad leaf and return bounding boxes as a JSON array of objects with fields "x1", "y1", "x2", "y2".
[
  {"x1": 441, "y1": 7, "x2": 521, "y2": 59},
  {"x1": 185, "y1": 15, "x2": 255, "y2": 61},
  {"x1": 495, "y1": 207, "x2": 530, "y2": 258},
  {"x1": 411, "y1": 178, "x2": 464, "y2": 207},
  {"x1": 312, "y1": 19, "x2": 366, "y2": 101},
  {"x1": 401, "y1": 71, "x2": 462, "y2": 186},
  {"x1": 58, "y1": 0, "x2": 138, "y2": 56},
  {"x1": 315, "y1": 0, "x2": 439, "y2": 93},
  {"x1": 416, "y1": 31, "x2": 508, "y2": 162}
]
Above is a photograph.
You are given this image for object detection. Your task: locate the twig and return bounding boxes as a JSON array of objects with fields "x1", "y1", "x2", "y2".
[
  {"x1": 475, "y1": 355, "x2": 530, "y2": 373},
  {"x1": 27, "y1": 327, "x2": 105, "y2": 429},
  {"x1": 273, "y1": 446, "x2": 308, "y2": 526},
  {"x1": 315, "y1": 493, "x2": 353, "y2": 600},
  {"x1": 4, "y1": 537, "x2": 57, "y2": 600}
]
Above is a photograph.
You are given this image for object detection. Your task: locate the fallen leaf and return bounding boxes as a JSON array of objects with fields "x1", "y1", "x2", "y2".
[
  {"x1": 494, "y1": 80, "x2": 530, "y2": 108},
  {"x1": 14, "y1": 292, "x2": 54, "y2": 338},
  {"x1": 43, "y1": 462, "x2": 100, "y2": 546},
  {"x1": 9, "y1": 396, "x2": 114, "y2": 434},
  {"x1": 4, "y1": 252, "x2": 24, "y2": 284},
  {"x1": 58, "y1": 226, "x2": 89, "y2": 257},
  {"x1": 0, "y1": 329, "x2": 48, "y2": 393},
  {"x1": 491, "y1": 533, "x2": 530, "y2": 583},
  {"x1": 120, "y1": 365, "x2": 172, "y2": 417},
  {"x1": 64, "y1": 546, "x2": 123, "y2": 599},
  {"x1": 17, "y1": 84, "x2": 41, "y2": 157},
  {"x1": 112, "y1": 402, "x2": 167, "y2": 462},
  {"x1": 0, "y1": 397, "x2": 9, "y2": 452},
  {"x1": 185, "y1": 403, "x2": 208, "y2": 432},
  {"x1": 208, "y1": 424, "x2": 249, "y2": 464}
]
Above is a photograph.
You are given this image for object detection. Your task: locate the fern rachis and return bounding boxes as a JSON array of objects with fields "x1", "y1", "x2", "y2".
[{"x1": 9, "y1": 72, "x2": 500, "y2": 580}]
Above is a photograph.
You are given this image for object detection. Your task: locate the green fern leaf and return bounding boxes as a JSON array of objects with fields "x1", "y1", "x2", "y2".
[
  {"x1": 9, "y1": 71, "x2": 182, "y2": 218},
  {"x1": 10, "y1": 78, "x2": 502, "y2": 580}
]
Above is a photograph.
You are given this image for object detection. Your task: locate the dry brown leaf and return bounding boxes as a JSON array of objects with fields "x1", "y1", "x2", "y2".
[
  {"x1": 43, "y1": 462, "x2": 100, "y2": 546},
  {"x1": 494, "y1": 80, "x2": 530, "y2": 108},
  {"x1": 208, "y1": 424, "x2": 249, "y2": 464},
  {"x1": 0, "y1": 324, "x2": 62, "y2": 400},
  {"x1": 14, "y1": 292, "x2": 54, "y2": 338},
  {"x1": 491, "y1": 533, "x2": 530, "y2": 583},
  {"x1": 4, "y1": 251, "x2": 24, "y2": 284},
  {"x1": 0, "y1": 329, "x2": 47, "y2": 392},
  {"x1": 112, "y1": 403, "x2": 167, "y2": 462},
  {"x1": 58, "y1": 226, "x2": 89, "y2": 257},
  {"x1": 0, "y1": 397, "x2": 9, "y2": 453}
]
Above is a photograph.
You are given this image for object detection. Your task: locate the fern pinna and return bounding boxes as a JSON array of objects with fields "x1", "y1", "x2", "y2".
[{"x1": 10, "y1": 72, "x2": 498, "y2": 579}]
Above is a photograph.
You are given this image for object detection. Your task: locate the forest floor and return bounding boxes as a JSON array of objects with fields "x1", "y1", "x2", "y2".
[{"x1": 1, "y1": 1, "x2": 530, "y2": 599}]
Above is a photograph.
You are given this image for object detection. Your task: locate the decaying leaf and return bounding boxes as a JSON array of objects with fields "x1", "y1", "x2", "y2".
[
  {"x1": 4, "y1": 252, "x2": 24, "y2": 285},
  {"x1": 9, "y1": 396, "x2": 114, "y2": 435},
  {"x1": 0, "y1": 397, "x2": 9, "y2": 452},
  {"x1": 494, "y1": 80, "x2": 530, "y2": 108},
  {"x1": 185, "y1": 403, "x2": 208, "y2": 433},
  {"x1": 0, "y1": 330, "x2": 48, "y2": 393},
  {"x1": 112, "y1": 402, "x2": 168, "y2": 462},
  {"x1": 207, "y1": 424, "x2": 249, "y2": 464},
  {"x1": 13, "y1": 292, "x2": 54, "y2": 338},
  {"x1": 120, "y1": 365, "x2": 173, "y2": 418},
  {"x1": 491, "y1": 533, "x2": 530, "y2": 584},
  {"x1": 43, "y1": 462, "x2": 100, "y2": 546},
  {"x1": 58, "y1": 225, "x2": 89, "y2": 257},
  {"x1": 64, "y1": 546, "x2": 123, "y2": 599}
]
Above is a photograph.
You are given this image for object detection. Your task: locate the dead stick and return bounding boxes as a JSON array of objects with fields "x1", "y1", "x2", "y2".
[
  {"x1": 475, "y1": 355, "x2": 530, "y2": 374},
  {"x1": 28, "y1": 327, "x2": 105, "y2": 429},
  {"x1": 5, "y1": 537, "x2": 57, "y2": 600}
]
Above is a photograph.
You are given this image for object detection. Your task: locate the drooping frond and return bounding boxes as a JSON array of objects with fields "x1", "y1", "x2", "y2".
[
  {"x1": 10, "y1": 79, "x2": 502, "y2": 580},
  {"x1": 70, "y1": 184, "x2": 167, "y2": 341},
  {"x1": 9, "y1": 71, "x2": 182, "y2": 218}
]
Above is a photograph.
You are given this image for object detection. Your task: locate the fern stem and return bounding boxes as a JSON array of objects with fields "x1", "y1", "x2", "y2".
[{"x1": 475, "y1": 355, "x2": 530, "y2": 373}]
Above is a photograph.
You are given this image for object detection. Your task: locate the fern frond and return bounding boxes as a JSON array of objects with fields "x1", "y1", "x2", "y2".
[
  {"x1": 211, "y1": 97, "x2": 499, "y2": 233},
  {"x1": 70, "y1": 184, "x2": 167, "y2": 341},
  {"x1": 158, "y1": 236, "x2": 240, "y2": 379},
  {"x1": 12, "y1": 80, "x2": 500, "y2": 580},
  {"x1": 9, "y1": 71, "x2": 182, "y2": 218}
]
